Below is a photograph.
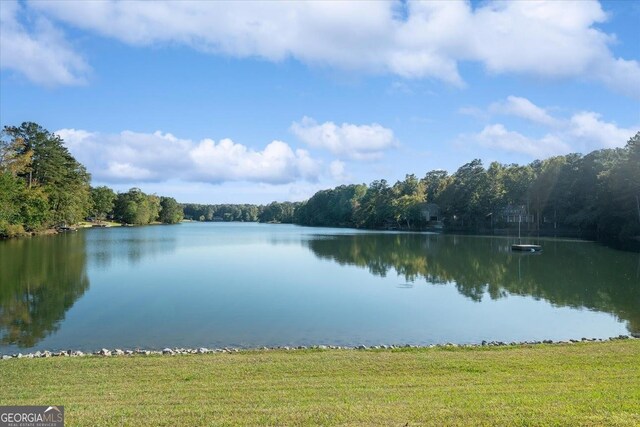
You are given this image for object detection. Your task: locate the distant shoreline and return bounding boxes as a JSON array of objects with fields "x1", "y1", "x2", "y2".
[{"x1": 3, "y1": 220, "x2": 639, "y2": 252}]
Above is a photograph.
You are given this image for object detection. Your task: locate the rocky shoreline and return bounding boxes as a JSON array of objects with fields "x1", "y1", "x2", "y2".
[{"x1": 1, "y1": 334, "x2": 637, "y2": 360}]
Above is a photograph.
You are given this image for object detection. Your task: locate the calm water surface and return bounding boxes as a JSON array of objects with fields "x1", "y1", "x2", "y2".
[{"x1": 0, "y1": 223, "x2": 638, "y2": 352}]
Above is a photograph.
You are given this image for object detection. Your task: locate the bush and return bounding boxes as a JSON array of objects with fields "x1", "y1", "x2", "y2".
[{"x1": 0, "y1": 220, "x2": 26, "y2": 238}]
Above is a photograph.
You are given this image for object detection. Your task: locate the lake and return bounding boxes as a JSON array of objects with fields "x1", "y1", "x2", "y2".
[{"x1": 0, "y1": 222, "x2": 638, "y2": 353}]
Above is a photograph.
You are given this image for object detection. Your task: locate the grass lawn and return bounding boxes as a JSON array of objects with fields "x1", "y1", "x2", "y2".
[{"x1": 1, "y1": 341, "x2": 639, "y2": 426}]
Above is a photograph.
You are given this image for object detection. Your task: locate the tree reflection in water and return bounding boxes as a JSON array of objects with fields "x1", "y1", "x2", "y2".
[
  {"x1": 0, "y1": 233, "x2": 89, "y2": 348},
  {"x1": 305, "y1": 233, "x2": 640, "y2": 334}
]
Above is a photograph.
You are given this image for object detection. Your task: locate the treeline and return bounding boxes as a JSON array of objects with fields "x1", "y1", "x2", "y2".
[
  {"x1": 3, "y1": 122, "x2": 638, "y2": 243},
  {"x1": 295, "y1": 132, "x2": 640, "y2": 241},
  {"x1": 183, "y1": 201, "x2": 300, "y2": 224},
  {"x1": 0, "y1": 122, "x2": 183, "y2": 238},
  {"x1": 93, "y1": 186, "x2": 184, "y2": 226}
]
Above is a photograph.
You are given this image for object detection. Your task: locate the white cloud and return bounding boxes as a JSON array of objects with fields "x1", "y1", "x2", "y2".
[
  {"x1": 55, "y1": 128, "x2": 321, "y2": 185},
  {"x1": 568, "y1": 112, "x2": 637, "y2": 152},
  {"x1": 474, "y1": 124, "x2": 571, "y2": 158},
  {"x1": 189, "y1": 138, "x2": 319, "y2": 183},
  {"x1": 0, "y1": 0, "x2": 89, "y2": 86},
  {"x1": 290, "y1": 117, "x2": 397, "y2": 161},
  {"x1": 329, "y1": 160, "x2": 348, "y2": 182},
  {"x1": 16, "y1": 0, "x2": 639, "y2": 96},
  {"x1": 489, "y1": 96, "x2": 561, "y2": 128},
  {"x1": 464, "y1": 96, "x2": 639, "y2": 158}
]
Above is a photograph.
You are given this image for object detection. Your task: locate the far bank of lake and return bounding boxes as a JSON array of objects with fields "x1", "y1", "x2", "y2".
[{"x1": 0, "y1": 222, "x2": 638, "y2": 353}]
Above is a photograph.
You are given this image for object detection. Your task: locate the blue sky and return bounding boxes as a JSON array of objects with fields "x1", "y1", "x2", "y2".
[{"x1": 1, "y1": 0, "x2": 639, "y2": 204}]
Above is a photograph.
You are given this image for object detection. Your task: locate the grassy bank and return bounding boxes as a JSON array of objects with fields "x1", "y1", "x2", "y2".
[
  {"x1": 76, "y1": 221, "x2": 122, "y2": 228},
  {"x1": 1, "y1": 341, "x2": 639, "y2": 426}
]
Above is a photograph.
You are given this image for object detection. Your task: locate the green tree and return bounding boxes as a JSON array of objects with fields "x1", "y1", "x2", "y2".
[
  {"x1": 159, "y1": 197, "x2": 184, "y2": 224},
  {"x1": 502, "y1": 164, "x2": 534, "y2": 207},
  {"x1": 147, "y1": 194, "x2": 161, "y2": 223},
  {"x1": 2, "y1": 122, "x2": 91, "y2": 226},
  {"x1": 0, "y1": 172, "x2": 26, "y2": 237},
  {"x1": 17, "y1": 186, "x2": 50, "y2": 231},
  {"x1": 598, "y1": 132, "x2": 640, "y2": 239},
  {"x1": 0, "y1": 135, "x2": 32, "y2": 179},
  {"x1": 421, "y1": 170, "x2": 449, "y2": 204},
  {"x1": 391, "y1": 174, "x2": 425, "y2": 229},
  {"x1": 90, "y1": 186, "x2": 117, "y2": 221},
  {"x1": 114, "y1": 188, "x2": 151, "y2": 225},
  {"x1": 529, "y1": 156, "x2": 565, "y2": 230},
  {"x1": 259, "y1": 201, "x2": 299, "y2": 223},
  {"x1": 439, "y1": 159, "x2": 489, "y2": 228},
  {"x1": 353, "y1": 180, "x2": 393, "y2": 228}
]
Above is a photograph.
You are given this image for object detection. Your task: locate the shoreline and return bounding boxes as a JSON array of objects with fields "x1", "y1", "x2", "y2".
[
  {"x1": 2, "y1": 333, "x2": 636, "y2": 360},
  {"x1": 4, "y1": 220, "x2": 639, "y2": 253}
]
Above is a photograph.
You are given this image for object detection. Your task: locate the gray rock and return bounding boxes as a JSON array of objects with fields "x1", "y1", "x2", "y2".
[
  {"x1": 318, "y1": 345, "x2": 327, "y2": 350},
  {"x1": 2, "y1": 355, "x2": 11, "y2": 360},
  {"x1": 99, "y1": 348, "x2": 112, "y2": 356},
  {"x1": 125, "y1": 350, "x2": 133, "y2": 355},
  {"x1": 113, "y1": 349, "x2": 125, "y2": 356},
  {"x1": 197, "y1": 348, "x2": 208, "y2": 354},
  {"x1": 162, "y1": 348, "x2": 174, "y2": 355}
]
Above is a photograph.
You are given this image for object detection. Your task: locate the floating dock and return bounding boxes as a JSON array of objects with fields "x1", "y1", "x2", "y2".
[{"x1": 511, "y1": 244, "x2": 542, "y2": 252}]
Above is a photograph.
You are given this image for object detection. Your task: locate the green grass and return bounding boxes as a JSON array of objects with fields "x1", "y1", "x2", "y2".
[
  {"x1": 76, "y1": 221, "x2": 121, "y2": 228},
  {"x1": 1, "y1": 341, "x2": 639, "y2": 426}
]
